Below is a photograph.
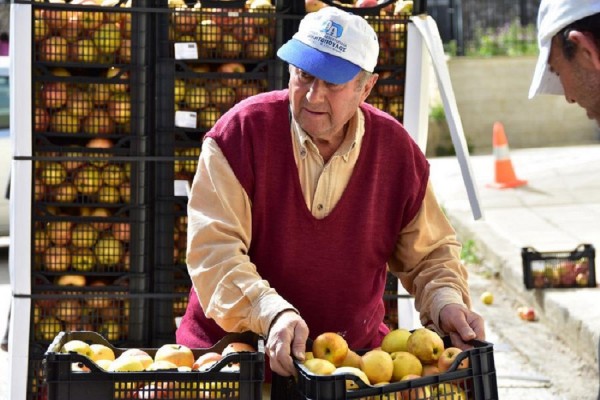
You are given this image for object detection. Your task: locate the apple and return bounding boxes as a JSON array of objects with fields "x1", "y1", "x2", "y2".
[
  {"x1": 50, "y1": 109, "x2": 81, "y2": 134},
  {"x1": 109, "y1": 354, "x2": 146, "y2": 372},
  {"x1": 43, "y1": 246, "x2": 71, "y2": 272},
  {"x1": 118, "y1": 38, "x2": 131, "y2": 63},
  {"x1": 66, "y1": 89, "x2": 94, "y2": 119},
  {"x1": 54, "y1": 299, "x2": 83, "y2": 324},
  {"x1": 480, "y1": 291, "x2": 494, "y2": 305},
  {"x1": 389, "y1": 23, "x2": 406, "y2": 49},
  {"x1": 93, "y1": 22, "x2": 122, "y2": 54},
  {"x1": 406, "y1": 328, "x2": 445, "y2": 364},
  {"x1": 83, "y1": 108, "x2": 115, "y2": 135},
  {"x1": 340, "y1": 349, "x2": 362, "y2": 368},
  {"x1": 197, "y1": 106, "x2": 222, "y2": 129},
  {"x1": 111, "y1": 222, "x2": 131, "y2": 242},
  {"x1": 576, "y1": 272, "x2": 589, "y2": 287},
  {"x1": 376, "y1": 71, "x2": 403, "y2": 97},
  {"x1": 422, "y1": 363, "x2": 440, "y2": 376},
  {"x1": 97, "y1": 185, "x2": 122, "y2": 203},
  {"x1": 90, "y1": 343, "x2": 116, "y2": 362},
  {"x1": 209, "y1": 86, "x2": 236, "y2": 109},
  {"x1": 89, "y1": 83, "x2": 112, "y2": 105},
  {"x1": 39, "y1": 161, "x2": 68, "y2": 186},
  {"x1": 517, "y1": 306, "x2": 536, "y2": 321},
  {"x1": 192, "y1": 352, "x2": 223, "y2": 370},
  {"x1": 34, "y1": 230, "x2": 50, "y2": 254},
  {"x1": 89, "y1": 207, "x2": 113, "y2": 231},
  {"x1": 46, "y1": 220, "x2": 74, "y2": 245},
  {"x1": 248, "y1": 0, "x2": 274, "y2": 26},
  {"x1": 235, "y1": 83, "x2": 262, "y2": 103},
  {"x1": 221, "y1": 341, "x2": 256, "y2": 357},
  {"x1": 61, "y1": 339, "x2": 92, "y2": 357},
  {"x1": 220, "y1": 34, "x2": 242, "y2": 58},
  {"x1": 312, "y1": 332, "x2": 349, "y2": 367},
  {"x1": 332, "y1": 366, "x2": 370, "y2": 390},
  {"x1": 34, "y1": 106, "x2": 51, "y2": 132},
  {"x1": 434, "y1": 382, "x2": 467, "y2": 400},
  {"x1": 41, "y1": 81, "x2": 69, "y2": 109},
  {"x1": 438, "y1": 347, "x2": 469, "y2": 373},
  {"x1": 34, "y1": 19, "x2": 49, "y2": 42},
  {"x1": 74, "y1": 164, "x2": 102, "y2": 195},
  {"x1": 184, "y1": 85, "x2": 209, "y2": 110},
  {"x1": 195, "y1": 19, "x2": 221, "y2": 50},
  {"x1": 390, "y1": 351, "x2": 422, "y2": 381},
  {"x1": 381, "y1": 328, "x2": 411, "y2": 354},
  {"x1": 232, "y1": 23, "x2": 257, "y2": 43},
  {"x1": 106, "y1": 67, "x2": 130, "y2": 93},
  {"x1": 400, "y1": 374, "x2": 431, "y2": 399},
  {"x1": 304, "y1": 0, "x2": 327, "y2": 13},
  {"x1": 154, "y1": 344, "x2": 195, "y2": 369},
  {"x1": 119, "y1": 181, "x2": 131, "y2": 203},
  {"x1": 52, "y1": 182, "x2": 78, "y2": 203},
  {"x1": 145, "y1": 360, "x2": 178, "y2": 371},
  {"x1": 55, "y1": 274, "x2": 86, "y2": 286},
  {"x1": 71, "y1": 247, "x2": 97, "y2": 272},
  {"x1": 360, "y1": 349, "x2": 393, "y2": 385},
  {"x1": 39, "y1": 35, "x2": 69, "y2": 62},
  {"x1": 107, "y1": 93, "x2": 131, "y2": 124},
  {"x1": 216, "y1": 62, "x2": 246, "y2": 87},
  {"x1": 71, "y1": 223, "x2": 99, "y2": 248},
  {"x1": 72, "y1": 0, "x2": 105, "y2": 31},
  {"x1": 70, "y1": 38, "x2": 99, "y2": 63},
  {"x1": 245, "y1": 34, "x2": 271, "y2": 59},
  {"x1": 36, "y1": 316, "x2": 63, "y2": 342},
  {"x1": 302, "y1": 358, "x2": 336, "y2": 375},
  {"x1": 94, "y1": 235, "x2": 125, "y2": 266},
  {"x1": 172, "y1": 7, "x2": 198, "y2": 35}
]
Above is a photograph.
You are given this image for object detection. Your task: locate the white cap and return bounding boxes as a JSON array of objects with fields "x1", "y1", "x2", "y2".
[
  {"x1": 529, "y1": 0, "x2": 600, "y2": 98},
  {"x1": 277, "y1": 7, "x2": 379, "y2": 84}
]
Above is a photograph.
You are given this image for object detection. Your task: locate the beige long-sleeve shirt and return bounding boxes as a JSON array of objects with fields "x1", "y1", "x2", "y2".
[{"x1": 186, "y1": 107, "x2": 472, "y2": 339}]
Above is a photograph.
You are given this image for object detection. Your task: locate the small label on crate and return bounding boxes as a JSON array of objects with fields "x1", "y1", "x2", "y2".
[
  {"x1": 174, "y1": 180, "x2": 191, "y2": 197},
  {"x1": 175, "y1": 111, "x2": 197, "y2": 128},
  {"x1": 174, "y1": 42, "x2": 198, "y2": 60}
]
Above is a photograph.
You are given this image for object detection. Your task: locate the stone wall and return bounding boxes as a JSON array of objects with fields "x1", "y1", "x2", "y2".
[{"x1": 439, "y1": 56, "x2": 598, "y2": 155}]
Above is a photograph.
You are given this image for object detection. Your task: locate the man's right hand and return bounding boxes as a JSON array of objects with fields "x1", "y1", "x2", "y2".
[{"x1": 266, "y1": 311, "x2": 309, "y2": 376}]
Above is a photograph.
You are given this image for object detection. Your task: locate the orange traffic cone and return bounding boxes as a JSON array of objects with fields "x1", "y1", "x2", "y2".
[{"x1": 487, "y1": 122, "x2": 527, "y2": 189}]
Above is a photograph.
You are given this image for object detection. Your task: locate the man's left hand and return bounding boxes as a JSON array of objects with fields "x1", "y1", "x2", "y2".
[{"x1": 438, "y1": 303, "x2": 485, "y2": 349}]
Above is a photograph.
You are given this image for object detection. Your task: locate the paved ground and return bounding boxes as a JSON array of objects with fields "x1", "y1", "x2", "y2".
[{"x1": 1, "y1": 144, "x2": 600, "y2": 399}]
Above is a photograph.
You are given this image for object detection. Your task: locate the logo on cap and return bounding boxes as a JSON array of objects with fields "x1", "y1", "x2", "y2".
[{"x1": 321, "y1": 20, "x2": 343, "y2": 38}]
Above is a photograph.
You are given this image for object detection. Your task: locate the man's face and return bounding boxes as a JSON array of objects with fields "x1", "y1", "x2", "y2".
[
  {"x1": 548, "y1": 33, "x2": 600, "y2": 126},
  {"x1": 287, "y1": 66, "x2": 377, "y2": 141}
]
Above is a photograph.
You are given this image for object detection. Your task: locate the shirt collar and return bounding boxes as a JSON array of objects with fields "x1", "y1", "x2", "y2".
[{"x1": 292, "y1": 108, "x2": 365, "y2": 162}]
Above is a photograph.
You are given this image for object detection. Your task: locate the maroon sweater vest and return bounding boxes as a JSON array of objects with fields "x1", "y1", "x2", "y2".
[{"x1": 176, "y1": 90, "x2": 429, "y2": 351}]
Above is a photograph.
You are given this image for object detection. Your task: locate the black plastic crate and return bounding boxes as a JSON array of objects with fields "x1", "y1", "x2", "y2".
[
  {"x1": 32, "y1": 0, "x2": 143, "y2": 66},
  {"x1": 290, "y1": 337, "x2": 498, "y2": 400},
  {"x1": 521, "y1": 244, "x2": 596, "y2": 289},
  {"x1": 44, "y1": 330, "x2": 265, "y2": 400}
]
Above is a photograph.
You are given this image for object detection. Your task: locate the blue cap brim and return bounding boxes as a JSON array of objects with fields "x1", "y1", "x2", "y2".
[{"x1": 277, "y1": 39, "x2": 362, "y2": 85}]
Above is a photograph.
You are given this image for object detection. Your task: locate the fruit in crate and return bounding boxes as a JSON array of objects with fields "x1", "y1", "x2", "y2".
[
  {"x1": 406, "y1": 327, "x2": 445, "y2": 364},
  {"x1": 74, "y1": 165, "x2": 103, "y2": 195},
  {"x1": 302, "y1": 358, "x2": 336, "y2": 375},
  {"x1": 36, "y1": 316, "x2": 63, "y2": 341},
  {"x1": 61, "y1": 339, "x2": 93, "y2": 357},
  {"x1": 360, "y1": 349, "x2": 393, "y2": 384},
  {"x1": 54, "y1": 299, "x2": 84, "y2": 323},
  {"x1": 43, "y1": 246, "x2": 72, "y2": 272},
  {"x1": 90, "y1": 343, "x2": 116, "y2": 362},
  {"x1": 108, "y1": 353, "x2": 146, "y2": 372},
  {"x1": 92, "y1": 22, "x2": 122, "y2": 54},
  {"x1": 341, "y1": 349, "x2": 362, "y2": 368},
  {"x1": 101, "y1": 163, "x2": 126, "y2": 188},
  {"x1": 245, "y1": 34, "x2": 271, "y2": 59},
  {"x1": 39, "y1": 35, "x2": 69, "y2": 62},
  {"x1": 434, "y1": 382, "x2": 467, "y2": 400},
  {"x1": 390, "y1": 351, "x2": 422, "y2": 381},
  {"x1": 438, "y1": 347, "x2": 468, "y2": 373},
  {"x1": 400, "y1": 374, "x2": 432, "y2": 399},
  {"x1": 312, "y1": 332, "x2": 349, "y2": 367},
  {"x1": 332, "y1": 366, "x2": 370, "y2": 390},
  {"x1": 71, "y1": 223, "x2": 99, "y2": 248},
  {"x1": 98, "y1": 320, "x2": 122, "y2": 342},
  {"x1": 154, "y1": 344, "x2": 195, "y2": 369},
  {"x1": 193, "y1": 352, "x2": 223, "y2": 370},
  {"x1": 145, "y1": 360, "x2": 178, "y2": 371},
  {"x1": 380, "y1": 328, "x2": 411, "y2": 354},
  {"x1": 119, "y1": 348, "x2": 154, "y2": 369},
  {"x1": 94, "y1": 235, "x2": 124, "y2": 266},
  {"x1": 196, "y1": 19, "x2": 221, "y2": 50}
]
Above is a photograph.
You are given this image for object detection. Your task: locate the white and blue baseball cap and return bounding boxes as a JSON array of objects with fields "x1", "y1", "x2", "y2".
[
  {"x1": 529, "y1": 0, "x2": 600, "y2": 98},
  {"x1": 277, "y1": 7, "x2": 379, "y2": 84}
]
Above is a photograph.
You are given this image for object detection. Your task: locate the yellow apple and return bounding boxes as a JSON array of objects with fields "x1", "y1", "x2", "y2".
[
  {"x1": 480, "y1": 291, "x2": 494, "y2": 305},
  {"x1": 312, "y1": 332, "x2": 349, "y2": 367},
  {"x1": 360, "y1": 349, "x2": 393, "y2": 385},
  {"x1": 422, "y1": 363, "x2": 440, "y2": 376},
  {"x1": 381, "y1": 328, "x2": 411, "y2": 354},
  {"x1": 120, "y1": 348, "x2": 154, "y2": 369},
  {"x1": 341, "y1": 349, "x2": 361, "y2": 368},
  {"x1": 95, "y1": 359, "x2": 113, "y2": 370},
  {"x1": 108, "y1": 355, "x2": 145, "y2": 372},
  {"x1": 154, "y1": 344, "x2": 195, "y2": 369},
  {"x1": 61, "y1": 339, "x2": 92, "y2": 357},
  {"x1": 89, "y1": 343, "x2": 116, "y2": 362},
  {"x1": 145, "y1": 360, "x2": 178, "y2": 371},
  {"x1": 406, "y1": 328, "x2": 445, "y2": 364},
  {"x1": 333, "y1": 366, "x2": 370, "y2": 390},
  {"x1": 302, "y1": 358, "x2": 336, "y2": 375},
  {"x1": 434, "y1": 383, "x2": 467, "y2": 400},
  {"x1": 390, "y1": 351, "x2": 422, "y2": 382}
]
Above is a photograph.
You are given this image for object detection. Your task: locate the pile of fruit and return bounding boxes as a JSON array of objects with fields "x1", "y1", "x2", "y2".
[
  {"x1": 530, "y1": 258, "x2": 591, "y2": 288},
  {"x1": 300, "y1": 329, "x2": 469, "y2": 399},
  {"x1": 59, "y1": 338, "x2": 257, "y2": 398}
]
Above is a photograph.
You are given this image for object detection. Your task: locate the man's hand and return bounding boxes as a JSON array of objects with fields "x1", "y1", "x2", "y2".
[
  {"x1": 438, "y1": 303, "x2": 485, "y2": 349},
  {"x1": 266, "y1": 311, "x2": 309, "y2": 376}
]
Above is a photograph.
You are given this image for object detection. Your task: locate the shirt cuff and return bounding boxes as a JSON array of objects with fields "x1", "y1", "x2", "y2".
[
  {"x1": 252, "y1": 292, "x2": 299, "y2": 338},
  {"x1": 430, "y1": 287, "x2": 467, "y2": 329}
]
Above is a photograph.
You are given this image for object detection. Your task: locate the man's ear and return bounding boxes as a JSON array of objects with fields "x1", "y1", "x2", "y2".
[{"x1": 567, "y1": 30, "x2": 600, "y2": 70}]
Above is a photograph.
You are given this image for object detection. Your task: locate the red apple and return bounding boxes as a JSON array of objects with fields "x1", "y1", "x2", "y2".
[
  {"x1": 192, "y1": 352, "x2": 223, "y2": 370},
  {"x1": 217, "y1": 62, "x2": 246, "y2": 87},
  {"x1": 438, "y1": 347, "x2": 468, "y2": 373},
  {"x1": 312, "y1": 332, "x2": 348, "y2": 367},
  {"x1": 39, "y1": 36, "x2": 69, "y2": 62}
]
